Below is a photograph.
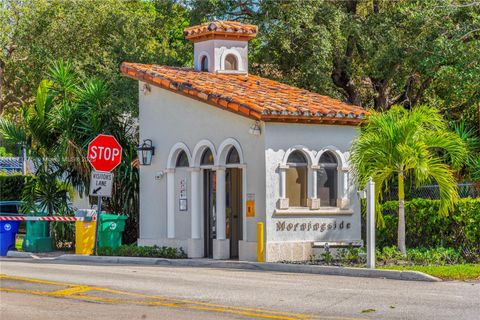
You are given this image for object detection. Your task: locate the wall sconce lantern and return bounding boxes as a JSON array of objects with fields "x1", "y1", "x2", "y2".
[
  {"x1": 137, "y1": 139, "x2": 155, "y2": 165},
  {"x1": 249, "y1": 121, "x2": 261, "y2": 136},
  {"x1": 142, "y1": 83, "x2": 151, "y2": 96}
]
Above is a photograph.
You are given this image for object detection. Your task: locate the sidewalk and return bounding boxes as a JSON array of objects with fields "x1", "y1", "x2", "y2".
[{"x1": 5, "y1": 250, "x2": 440, "y2": 282}]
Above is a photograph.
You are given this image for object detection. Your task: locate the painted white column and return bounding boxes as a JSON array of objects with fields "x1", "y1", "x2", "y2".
[
  {"x1": 279, "y1": 165, "x2": 287, "y2": 199},
  {"x1": 215, "y1": 166, "x2": 226, "y2": 240},
  {"x1": 190, "y1": 168, "x2": 201, "y2": 239},
  {"x1": 366, "y1": 177, "x2": 376, "y2": 269},
  {"x1": 166, "y1": 168, "x2": 175, "y2": 239},
  {"x1": 311, "y1": 166, "x2": 318, "y2": 198}
]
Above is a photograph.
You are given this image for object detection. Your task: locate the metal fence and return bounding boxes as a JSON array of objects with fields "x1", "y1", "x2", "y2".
[{"x1": 383, "y1": 183, "x2": 480, "y2": 201}]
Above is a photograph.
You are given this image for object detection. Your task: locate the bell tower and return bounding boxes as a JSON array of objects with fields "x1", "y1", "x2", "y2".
[{"x1": 184, "y1": 21, "x2": 258, "y2": 74}]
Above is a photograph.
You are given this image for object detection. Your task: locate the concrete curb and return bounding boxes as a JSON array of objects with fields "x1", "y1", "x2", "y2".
[
  {"x1": 50, "y1": 254, "x2": 441, "y2": 282},
  {"x1": 6, "y1": 251, "x2": 35, "y2": 258}
]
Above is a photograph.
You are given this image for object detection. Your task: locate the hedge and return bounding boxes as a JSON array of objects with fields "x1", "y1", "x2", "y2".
[
  {"x1": 0, "y1": 174, "x2": 31, "y2": 201},
  {"x1": 378, "y1": 198, "x2": 480, "y2": 257}
]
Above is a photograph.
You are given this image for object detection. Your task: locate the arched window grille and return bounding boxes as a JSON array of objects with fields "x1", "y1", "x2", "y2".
[
  {"x1": 176, "y1": 150, "x2": 189, "y2": 167},
  {"x1": 200, "y1": 148, "x2": 214, "y2": 166},
  {"x1": 317, "y1": 152, "x2": 338, "y2": 206},
  {"x1": 286, "y1": 151, "x2": 308, "y2": 207}
]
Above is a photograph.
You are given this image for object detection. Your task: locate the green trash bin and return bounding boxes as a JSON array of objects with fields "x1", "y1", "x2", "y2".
[
  {"x1": 97, "y1": 214, "x2": 128, "y2": 249},
  {"x1": 23, "y1": 212, "x2": 53, "y2": 253}
]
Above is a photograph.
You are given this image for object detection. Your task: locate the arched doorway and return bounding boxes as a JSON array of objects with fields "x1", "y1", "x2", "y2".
[{"x1": 225, "y1": 146, "x2": 243, "y2": 258}]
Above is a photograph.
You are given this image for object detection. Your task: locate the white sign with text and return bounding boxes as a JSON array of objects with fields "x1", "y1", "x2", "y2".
[{"x1": 89, "y1": 171, "x2": 114, "y2": 197}]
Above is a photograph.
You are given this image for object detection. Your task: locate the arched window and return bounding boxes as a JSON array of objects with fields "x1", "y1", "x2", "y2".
[
  {"x1": 176, "y1": 150, "x2": 189, "y2": 167},
  {"x1": 200, "y1": 148, "x2": 214, "y2": 166},
  {"x1": 200, "y1": 56, "x2": 208, "y2": 72},
  {"x1": 226, "y1": 147, "x2": 240, "y2": 164},
  {"x1": 286, "y1": 151, "x2": 308, "y2": 207},
  {"x1": 224, "y1": 54, "x2": 238, "y2": 71},
  {"x1": 317, "y1": 152, "x2": 338, "y2": 206}
]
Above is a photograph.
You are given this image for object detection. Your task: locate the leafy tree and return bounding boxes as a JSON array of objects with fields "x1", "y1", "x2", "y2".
[
  {"x1": 350, "y1": 105, "x2": 467, "y2": 255},
  {"x1": 189, "y1": 0, "x2": 480, "y2": 127},
  {"x1": 1, "y1": 0, "x2": 191, "y2": 117},
  {"x1": 1, "y1": 60, "x2": 140, "y2": 243}
]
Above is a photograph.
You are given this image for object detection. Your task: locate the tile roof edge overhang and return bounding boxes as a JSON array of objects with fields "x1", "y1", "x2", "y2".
[{"x1": 120, "y1": 62, "x2": 366, "y2": 126}]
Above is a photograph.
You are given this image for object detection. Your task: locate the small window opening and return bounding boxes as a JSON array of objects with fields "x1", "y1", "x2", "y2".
[
  {"x1": 176, "y1": 150, "x2": 189, "y2": 167},
  {"x1": 226, "y1": 147, "x2": 240, "y2": 164},
  {"x1": 317, "y1": 152, "x2": 338, "y2": 207},
  {"x1": 201, "y1": 56, "x2": 208, "y2": 71},
  {"x1": 224, "y1": 54, "x2": 238, "y2": 71},
  {"x1": 200, "y1": 148, "x2": 214, "y2": 166},
  {"x1": 286, "y1": 151, "x2": 308, "y2": 207}
]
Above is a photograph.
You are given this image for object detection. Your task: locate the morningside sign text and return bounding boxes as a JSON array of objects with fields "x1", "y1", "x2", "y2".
[{"x1": 276, "y1": 220, "x2": 351, "y2": 232}]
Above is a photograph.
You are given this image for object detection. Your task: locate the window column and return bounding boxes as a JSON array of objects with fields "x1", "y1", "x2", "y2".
[
  {"x1": 278, "y1": 164, "x2": 289, "y2": 209},
  {"x1": 215, "y1": 166, "x2": 226, "y2": 240},
  {"x1": 166, "y1": 168, "x2": 175, "y2": 238},
  {"x1": 190, "y1": 168, "x2": 201, "y2": 239}
]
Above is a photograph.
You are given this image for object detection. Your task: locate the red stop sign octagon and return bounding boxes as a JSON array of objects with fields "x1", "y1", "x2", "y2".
[{"x1": 87, "y1": 134, "x2": 122, "y2": 172}]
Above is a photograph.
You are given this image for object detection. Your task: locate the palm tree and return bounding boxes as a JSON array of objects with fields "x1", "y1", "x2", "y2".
[
  {"x1": 350, "y1": 105, "x2": 467, "y2": 255},
  {"x1": 1, "y1": 60, "x2": 140, "y2": 243}
]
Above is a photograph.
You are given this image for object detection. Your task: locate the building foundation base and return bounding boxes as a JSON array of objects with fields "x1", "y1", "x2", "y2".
[
  {"x1": 187, "y1": 238, "x2": 204, "y2": 258},
  {"x1": 213, "y1": 239, "x2": 230, "y2": 260}
]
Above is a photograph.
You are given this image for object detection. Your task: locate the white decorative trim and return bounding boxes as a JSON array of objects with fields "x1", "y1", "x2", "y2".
[
  {"x1": 192, "y1": 139, "x2": 217, "y2": 167},
  {"x1": 273, "y1": 207, "x2": 354, "y2": 216},
  {"x1": 166, "y1": 142, "x2": 192, "y2": 169},
  {"x1": 197, "y1": 51, "x2": 211, "y2": 71},
  {"x1": 281, "y1": 146, "x2": 315, "y2": 166},
  {"x1": 307, "y1": 198, "x2": 321, "y2": 210},
  {"x1": 219, "y1": 49, "x2": 244, "y2": 71},
  {"x1": 337, "y1": 198, "x2": 350, "y2": 209},
  {"x1": 314, "y1": 147, "x2": 348, "y2": 170},
  {"x1": 277, "y1": 198, "x2": 289, "y2": 209},
  {"x1": 216, "y1": 137, "x2": 245, "y2": 165}
]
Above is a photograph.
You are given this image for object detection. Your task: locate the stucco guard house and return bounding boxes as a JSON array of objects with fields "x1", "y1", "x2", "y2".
[{"x1": 121, "y1": 21, "x2": 367, "y2": 262}]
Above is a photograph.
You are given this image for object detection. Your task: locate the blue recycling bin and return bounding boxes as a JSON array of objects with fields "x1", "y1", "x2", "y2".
[{"x1": 0, "y1": 221, "x2": 21, "y2": 256}]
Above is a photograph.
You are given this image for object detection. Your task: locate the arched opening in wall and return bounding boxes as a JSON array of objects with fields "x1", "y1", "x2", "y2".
[
  {"x1": 286, "y1": 151, "x2": 308, "y2": 207},
  {"x1": 226, "y1": 147, "x2": 240, "y2": 164},
  {"x1": 200, "y1": 147, "x2": 215, "y2": 258},
  {"x1": 225, "y1": 145, "x2": 243, "y2": 258},
  {"x1": 224, "y1": 54, "x2": 238, "y2": 71},
  {"x1": 200, "y1": 148, "x2": 214, "y2": 166},
  {"x1": 317, "y1": 151, "x2": 338, "y2": 207},
  {"x1": 176, "y1": 150, "x2": 189, "y2": 167},
  {"x1": 200, "y1": 56, "x2": 208, "y2": 72}
]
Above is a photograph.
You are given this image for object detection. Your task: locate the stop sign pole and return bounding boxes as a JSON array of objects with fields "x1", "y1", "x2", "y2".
[{"x1": 87, "y1": 134, "x2": 122, "y2": 254}]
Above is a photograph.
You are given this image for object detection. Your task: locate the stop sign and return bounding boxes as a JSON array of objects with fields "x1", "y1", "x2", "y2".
[{"x1": 87, "y1": 134, "x2": 122, "y2": 172}]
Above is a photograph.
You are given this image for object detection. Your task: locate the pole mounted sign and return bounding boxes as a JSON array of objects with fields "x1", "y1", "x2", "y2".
[
  {"x1": 87, "y1": 134, "x2": 122, "y2": 172},
  {"x1": 87, "y1": 134, "x2": 123, "y2": 254},
  {"x1": 89, "y1": 171, "x2": 114, "y2": 197}
]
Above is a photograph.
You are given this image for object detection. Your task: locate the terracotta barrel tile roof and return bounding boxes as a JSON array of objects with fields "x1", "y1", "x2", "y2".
[
  {"x1": 184, "y1": 20, "x2": 258, "y2": 42},
  {"x1": 121, "y1": 62, "x2": 367, "y2": 126}
]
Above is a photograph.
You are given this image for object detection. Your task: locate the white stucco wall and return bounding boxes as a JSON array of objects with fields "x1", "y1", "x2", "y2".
[
  {"x1": 263, "y1": 123, "x2": 362, "y2": 261},
  {"x1": 137, "y1": 83, "x2": 266, "y2": 250},
  {"x1": 194, "y1": 39, "x2": 248, "y2": 73},
  {"x1": 136, "y1": 80, "x2": 362, "y2": 261}
]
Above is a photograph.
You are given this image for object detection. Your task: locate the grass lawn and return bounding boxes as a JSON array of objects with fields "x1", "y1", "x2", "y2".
[{"x1": 379, "y1": 264, "x2": 480, "y2": 281}]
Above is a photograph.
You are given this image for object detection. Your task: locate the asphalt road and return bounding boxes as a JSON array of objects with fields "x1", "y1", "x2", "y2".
[{"x1": 0, "y1": 258, "x2": 478, "y2": 320}]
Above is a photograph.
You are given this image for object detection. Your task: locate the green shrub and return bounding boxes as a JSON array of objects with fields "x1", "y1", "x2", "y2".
[
  {"x1": 337, "y1": 246, "x2": 365, "y2": 265},
  {"x1": 0, "y1": 174, "x2": 31, "y2": 200},
  {"x1": 97, "y1": 244, "x2": 187, "y2": 259},
  {"x1": 376, "y1": 246, "x2": 465, "y2": 266},
  {"x1": 377, "y1": 198, "x2": 480, "y2": 260}
]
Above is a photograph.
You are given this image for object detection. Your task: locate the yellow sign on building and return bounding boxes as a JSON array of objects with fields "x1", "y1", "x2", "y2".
[{"x1": 246, "y1": 193, "x2": 255, "y2": 217}]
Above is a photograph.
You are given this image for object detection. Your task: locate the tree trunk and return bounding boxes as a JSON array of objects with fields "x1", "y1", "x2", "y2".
[{"x1": 397, "y1": 171, "x2": 407, "y2": 256}]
